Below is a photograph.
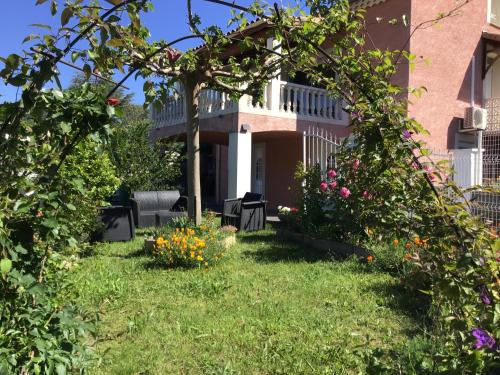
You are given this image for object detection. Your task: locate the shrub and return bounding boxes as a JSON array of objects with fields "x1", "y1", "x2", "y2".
[
  {"x1": 0, "y1": 85, "x2": 115, "y2": 373},
  {"x1": 57, "y1": 137, "x2": 120, "y2": 242}
]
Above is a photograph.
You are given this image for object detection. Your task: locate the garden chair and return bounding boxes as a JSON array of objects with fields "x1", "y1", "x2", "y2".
[
  {"x1": 93, "y1": 206, "x2": 135, "y2": 242},
  {"x1": 222, "y1": 192, "x2": 267, "y2": 231},
  {"x1": 130, "y1": 190, "x2": 187, "y2": 228}
]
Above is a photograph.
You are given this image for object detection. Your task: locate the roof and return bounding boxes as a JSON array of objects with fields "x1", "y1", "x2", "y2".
[{"x1": 350, "y1": 0, "x2": 388, "y2": 9}]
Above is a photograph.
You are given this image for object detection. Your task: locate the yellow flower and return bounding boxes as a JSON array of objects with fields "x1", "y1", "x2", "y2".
[
  {"x1": 204, "y1": 262, "x2": 208, "y2": 267},
  {"x1": 190, "y1": 251, "x2": 195, "y2": 258},
  {"x1": 196, "y1": 255, "x2": 203, "y2": 261}
]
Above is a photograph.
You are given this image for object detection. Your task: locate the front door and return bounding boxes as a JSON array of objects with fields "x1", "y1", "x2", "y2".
[{"x1": 252, "y1": 143, "x2": 266, "y2": 196}]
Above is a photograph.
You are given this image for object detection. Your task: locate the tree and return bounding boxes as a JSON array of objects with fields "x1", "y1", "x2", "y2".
[{"x1": 107, "y1": 103, "x2": 183, "y2": 198}]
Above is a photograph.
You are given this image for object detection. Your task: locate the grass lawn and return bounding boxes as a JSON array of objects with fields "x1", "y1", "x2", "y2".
[{"x1": 70, "y1": 226, "x2": 420, "y2": 374}]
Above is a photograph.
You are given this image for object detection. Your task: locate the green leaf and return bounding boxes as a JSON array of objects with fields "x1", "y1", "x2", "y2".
[
  {"x1": 22, "y1": 34, "x2": 40, "y2": 43},
  {"x1": 82, "y1": 64, "x2": 91, "y2": 80},
  {"x1": 1, "y1": 259, "x2": 12, "y2": 275},
  {"x1": 55, "y1": 364, "x2": 66, "y2": 375},
  {"x1": 42, "y1": 218, "x2": 58, "y2": 228},
  {"x1": 494, "y1": 304, "x2": 500, "y2": 325},
  {"x1": 105, "y1": 0, "x2": 122, "y2": 6},
  {"x1": 50, "y1": 0, "x2": 57, "y2": 16},
  {"x1": 61, "y1": 7, "x2": 73, "y2": 27}
]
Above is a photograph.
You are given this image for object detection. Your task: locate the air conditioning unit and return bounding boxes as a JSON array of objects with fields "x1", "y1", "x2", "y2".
[{"x1": 460, "y1": 106, "x2": 487, "y2": 132}]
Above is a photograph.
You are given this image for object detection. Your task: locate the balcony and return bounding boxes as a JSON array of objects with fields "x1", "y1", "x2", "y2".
[{"x1": 151, "y1": 81, "x2": 348, "y2": 128}]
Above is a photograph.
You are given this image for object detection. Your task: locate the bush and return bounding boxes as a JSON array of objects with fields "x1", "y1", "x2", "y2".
[
  {"x1": 57, "y1": 137, "x2": 120, "y2": 242},
  {"x1": 0, "y1": 85, "x2": 115, "y2": 373}
]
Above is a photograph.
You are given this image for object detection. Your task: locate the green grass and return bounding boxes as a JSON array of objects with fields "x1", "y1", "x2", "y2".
[{"x1": 69, "y1": 227, "x2": 420, "y2": 374}]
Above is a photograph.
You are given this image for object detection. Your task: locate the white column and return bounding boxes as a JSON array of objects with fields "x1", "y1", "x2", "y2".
[
  {"x1": 266, "y1": 37, "x2": 282, "y2": 113},
  {"x1": 228, "y1": 128, "x2": 252, "y2": 198}
]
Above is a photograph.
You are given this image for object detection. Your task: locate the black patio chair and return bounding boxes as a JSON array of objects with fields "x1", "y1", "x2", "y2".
[
  {"x1": 222, "y1": 192, "x2": 267, "y2": 231},
  {"x1": 130, "y1": 190, "x2": 187, "y2": 228},
  {"x1": 93, "y1": 206, "x2": 135, "y2": 242}
]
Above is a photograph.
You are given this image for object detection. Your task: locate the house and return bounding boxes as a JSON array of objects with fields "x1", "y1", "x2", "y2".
[{"x1": 150, "y1": 0, "x2": 494, "y2": 213}]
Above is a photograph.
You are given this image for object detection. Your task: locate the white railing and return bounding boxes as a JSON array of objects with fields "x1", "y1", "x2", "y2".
[
  {"x1": 279, "y1": 82, "x2": 343, "y2": 121},
  {"x1": 152, "y1": 81, "x2": 346, "y2": 128}
]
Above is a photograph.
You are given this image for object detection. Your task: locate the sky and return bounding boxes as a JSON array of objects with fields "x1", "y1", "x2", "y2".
[{"x1": 0, "y1": 0, "x2": 273, "y2": 104}]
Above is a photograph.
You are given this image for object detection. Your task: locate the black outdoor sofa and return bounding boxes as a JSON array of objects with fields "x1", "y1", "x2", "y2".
[
  {"x1": 221, "y1": 192, "x2": 267, "y2": 231},
  {"x1": 130, "y1": 190, "x2": 188, "y2": 228}
]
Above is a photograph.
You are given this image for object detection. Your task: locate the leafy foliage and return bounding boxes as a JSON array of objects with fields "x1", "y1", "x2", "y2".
[
  {"x1": 107, "y1": 104, "x2": 183, "y2": 199},
  {"x1": 282, "y1": 1, "x2": 500, "y2": 371},
  {"x1": 0, "y1": 85, "x2": 117, "y2": 373},
  {"x1": 58, "y1": 137, "x2": 120, "y2": 242}
]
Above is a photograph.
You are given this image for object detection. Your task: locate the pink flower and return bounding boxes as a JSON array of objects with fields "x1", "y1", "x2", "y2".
[
  {"x1": 329, "y1": 181, "x2": 338, "y2": 189},
  {"x1": 352, "y1": 159, "x2": 360, "y2": 170},
  {"x1": 340, "y1": 187, "x2": 351, "y2": 198},
  {"x1": 106, "y1": 97, "x2": 121, "y2": 106},
  {"x1": 411, "y1": 162, "x2": 418, "y2": 170},
  {"x1": 327, "y1": 169, "x2": 337, "y2": 179},
  {"x1": 423, "y1": 165, "x2": 436, "y2": 181},
  {"x1": 320, "y1": 181, "x2": 328, "y2": 192},
  {"x1": 362, "y1": 191, "x2": 373, "y2": 200}
]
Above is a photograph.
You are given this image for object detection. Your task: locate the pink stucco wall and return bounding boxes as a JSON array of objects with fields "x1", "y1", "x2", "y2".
[
  {"x1": 407, "y1": 0, "x2": 486, "y2": 150},
  {"x1": 363, "y1": 0, "x2": 412, "y2": 90}
]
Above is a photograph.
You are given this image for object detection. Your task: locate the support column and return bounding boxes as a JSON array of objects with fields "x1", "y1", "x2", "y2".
[
  {"x1": 228, "y1": 126, "x2": 252, "y2": 198},
  {"x1": 267, "y1": 37, "x2": 282, "y2": 113}
]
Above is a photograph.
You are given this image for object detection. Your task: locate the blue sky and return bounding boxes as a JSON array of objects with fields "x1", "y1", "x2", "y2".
[{"x1": 0, "y1": 0, "x2": 268, "y2": 104}]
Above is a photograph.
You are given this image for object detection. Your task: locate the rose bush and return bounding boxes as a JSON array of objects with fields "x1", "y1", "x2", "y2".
[{"x1": 286, "y1": 1, "x2": 500, "y2": 372}]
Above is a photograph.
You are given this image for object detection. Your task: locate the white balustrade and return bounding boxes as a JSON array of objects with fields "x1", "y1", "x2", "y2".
[{"x1": 152, "y1": 81, "x2": 345, "y2": 128}]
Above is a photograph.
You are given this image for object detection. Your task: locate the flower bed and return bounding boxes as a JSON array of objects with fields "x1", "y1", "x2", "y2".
[
  {"x1": 277, "y1": 227, "x2": 370, "y2": 259},
  {"x1": 150, "y1": 219, "x2": 236, "y2": 269}
]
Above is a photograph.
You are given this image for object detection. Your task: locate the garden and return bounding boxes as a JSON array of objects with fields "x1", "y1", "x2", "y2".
[{"x1": 1, "y1": 0, "x2": 499, "y2": 374}]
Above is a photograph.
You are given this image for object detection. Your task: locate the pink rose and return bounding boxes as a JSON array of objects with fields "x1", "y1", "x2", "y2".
[
  {"x1": 340, "y1": 187, "x2": 351, "y2": 198},
  {"x1": 327, "y1": 169, "x2": 337, "y2": 179},
  {"x1": 329, "y1": 181, "x2": 338, "y2": 189},
  {"x1": 352, "y1": 159, "x2": 360, "y2": 170},
  {"x1": 423, "y1": 165, "x2": 436, "y2": 181},
  {"x1": 362, "y1": 190, "x2": 373, "y2": 200},
  {"x1": 320, "y1": 181, "x2": 328, "y2": 192}
]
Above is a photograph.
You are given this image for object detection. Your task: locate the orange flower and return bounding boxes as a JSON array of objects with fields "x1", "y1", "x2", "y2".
[
  {"x1": 414, "y1": 237, "x2": 422, "y2": 246},
  {"x1": 405, "y1": 243, "x2": 412, "y2": 250},
  {"x1": 404, "y1": 253, "x2": 412, "y2": 260},
  {"x1": 367, "y1": 255, "x2": 374, "y2": 262},
  {"x1": 393, "y1": 239, "x2": 399, "y2": 247}
]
